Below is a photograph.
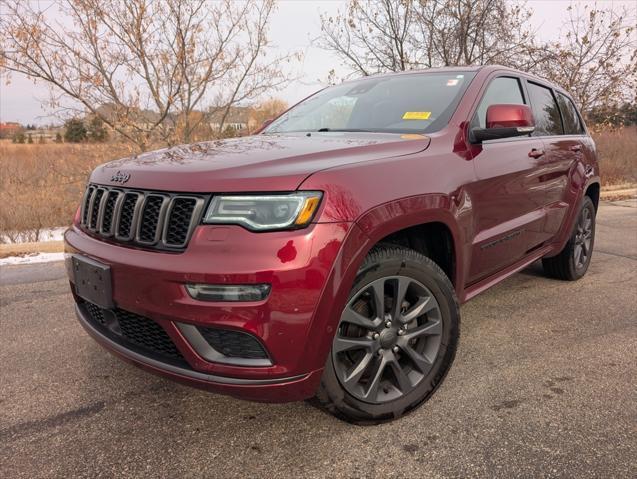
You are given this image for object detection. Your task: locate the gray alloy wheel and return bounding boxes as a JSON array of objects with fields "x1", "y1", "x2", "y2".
[
  {"x1": 542, "y1": 196, "x2": 596, "y2": 281},
  {"x1": 314, "y1": 244, "x2": 459, "y2": 424},
  {"x1": 573, "y1": 205, "x2": 593, "y2": 270},
  {"x1": 332, "y1": 275, "x2": 443, "y2": 404}
]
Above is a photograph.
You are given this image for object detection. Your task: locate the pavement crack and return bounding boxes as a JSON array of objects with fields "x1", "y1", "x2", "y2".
[
  {"x1": 595, "y1": 250, "x2": 637, "y2": 261},
  {"x1": 603, "y1": 201, "x2": 637, "y2": 208},
  {"x1": 0, "y1": 401, "x2": 105, "y2": 442}
]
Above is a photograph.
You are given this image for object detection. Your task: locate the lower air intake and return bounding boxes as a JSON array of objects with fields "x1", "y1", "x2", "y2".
[{"x1": 197, "y1": 327, "x2": 269, "y2": 359}]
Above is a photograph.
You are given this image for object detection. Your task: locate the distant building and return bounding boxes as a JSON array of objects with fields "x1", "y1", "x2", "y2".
[
  {"x1": 94, "y1": 103, "x2": 166, "y2": 131},
  {"x1": 0, "y1": 122, "x2": 22, "y2": 139},
  {"x1": 86, "y1": 103, "x2": 253, "y2": 139},
  {"x1": 208, "y1": 106, "x2": 251, "y2": 132}
]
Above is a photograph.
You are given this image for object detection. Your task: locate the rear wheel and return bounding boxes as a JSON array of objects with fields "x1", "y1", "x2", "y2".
[
  {"x1": 542, "y1": 196, "x2": 596, "y2": 281},
  {"x1": 315, "y1": 245, "x2": 460, "y2": 424}
]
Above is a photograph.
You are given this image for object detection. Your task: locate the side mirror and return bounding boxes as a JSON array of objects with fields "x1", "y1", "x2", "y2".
[{"x1": 471, "y1": 104, "x2": 535, "y2": 143}]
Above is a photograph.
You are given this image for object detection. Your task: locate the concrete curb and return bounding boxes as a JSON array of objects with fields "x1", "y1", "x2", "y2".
[{"x1": 600, "y1": 187, "x2": 637, "y2": 202}]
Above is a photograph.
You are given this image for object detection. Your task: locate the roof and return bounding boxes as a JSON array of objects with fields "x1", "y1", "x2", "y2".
[{"x1": 335, "y1": 64, "x2": 566, "y2": 95}]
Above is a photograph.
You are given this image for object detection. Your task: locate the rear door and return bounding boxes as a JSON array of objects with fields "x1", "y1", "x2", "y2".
[
  {"x1": 467, "y1": 75, "x2": 550, "y2": 284},
  {"x1": 525, "y1": 82, "x2": 577, "y2": 237}
]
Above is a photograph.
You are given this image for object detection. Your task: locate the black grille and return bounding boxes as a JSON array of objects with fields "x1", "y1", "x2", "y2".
[
  {"x1": 80, "y1": 184, "x2": 205, "y2": 251},
  {"x1": 116, "y1": 309, "x2": 183, "y2": 360},
  {"x1": 85, "y1": 301, "x2": 107, "y2": 327},
  {"x1": 118, "y1": 193, "x2": 138, "y2": 239},
  {"x1": 82, "y1": 186, "x2": 95, "y2": 224},
  {"x1": 101, "y1": 191, "x2": 119, "y2": 234},
  {"x1": 198, "y1": 327, "x2": 268, "y2": 359},
  {"x1": 81, "y1": 300, "x2": 188, "y2": 366},
  {"x1": 89, "y1": 189, "x2": 104, "y2": 229},
  {"x1": 139, "y1": 196, "x2": 164, "y2": 242},
  {"x1": 165, "y1": 198, "x2": 197, "y2": 246}
]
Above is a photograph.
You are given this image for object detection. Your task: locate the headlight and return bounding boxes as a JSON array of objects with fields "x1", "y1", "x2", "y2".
[{"x1": 203, "y1": 192, "x2": 322, "y2": 231}]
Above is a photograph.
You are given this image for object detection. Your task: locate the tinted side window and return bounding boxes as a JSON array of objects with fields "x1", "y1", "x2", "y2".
[
  {"x1": 474, "y1": 77, "x2": 525, "y2": 128},
  {"x1": 527, "y1": 82, "x2": 563, "y2": 136},
  {"x1": 556, "y1": 92, "x2": 584, "y2": 134}
]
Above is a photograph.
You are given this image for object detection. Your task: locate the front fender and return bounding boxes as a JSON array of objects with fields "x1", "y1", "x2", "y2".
[{"x1": 300, "y1": 193, "x2": 466, "y2": 374}]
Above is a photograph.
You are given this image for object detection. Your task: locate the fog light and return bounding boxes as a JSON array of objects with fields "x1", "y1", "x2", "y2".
[{"x1": 185, "y1": 284, "x2": 271, "y2": 302}]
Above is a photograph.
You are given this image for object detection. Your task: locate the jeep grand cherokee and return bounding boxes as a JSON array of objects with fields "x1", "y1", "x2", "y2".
[{"x1": 65, "y1": 65, "x2": 600, "y2": 423}]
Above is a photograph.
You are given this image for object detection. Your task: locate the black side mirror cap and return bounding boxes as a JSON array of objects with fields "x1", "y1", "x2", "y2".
[{"x1": 471, "y1": 126, "x2": 535, "y2": 143}]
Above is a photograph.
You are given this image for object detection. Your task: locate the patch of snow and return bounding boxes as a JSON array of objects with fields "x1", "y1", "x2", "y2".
[
  {"x1": 0, "y1": 252, "x2": 66, "y2": 266},
  {"x1": 0, "y1": 226, "x2": 68, "y2": 244}
]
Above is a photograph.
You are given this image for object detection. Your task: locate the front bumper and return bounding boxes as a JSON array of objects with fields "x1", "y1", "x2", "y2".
[{"x1": 65, "y1": 220, "x2": 352, "y2": 402}]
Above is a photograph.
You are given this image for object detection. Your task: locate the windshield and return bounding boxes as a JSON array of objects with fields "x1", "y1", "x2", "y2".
[{"x1": 265, "y1": 72, "x2": 475, "y2": 135}]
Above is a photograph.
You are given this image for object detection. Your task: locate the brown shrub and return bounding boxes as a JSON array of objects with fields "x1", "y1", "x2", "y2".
[
  {"x1": 592, "y1": 126, "x2": 637, "y2": 187},
  {"x1": 0, "y1": 142, "x2": 133, "y2": 242}
]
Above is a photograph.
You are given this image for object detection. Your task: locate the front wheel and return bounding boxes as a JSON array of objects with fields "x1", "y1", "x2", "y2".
[
  {"x1": 315, "y1": 245, "x2": 460, "y2": 424},
  {"x1": 542, "y1": 196, "x2": 596, "y2": 281}
]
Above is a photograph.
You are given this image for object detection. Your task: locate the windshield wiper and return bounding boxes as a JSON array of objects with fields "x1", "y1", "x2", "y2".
[{"x1": 316, "y1": 128, "x2": 377, "y2": 133}]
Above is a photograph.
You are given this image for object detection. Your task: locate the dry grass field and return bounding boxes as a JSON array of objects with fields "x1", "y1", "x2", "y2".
[
  {"x1": 591, "y1": 126, "x2": 637, "y2": 187},
  {"x1": 0, "y1": 128, "x2": 635, "y2": 242},
  {"x1": 0, "y1": 142, "x2": 133, "y2": 242}
]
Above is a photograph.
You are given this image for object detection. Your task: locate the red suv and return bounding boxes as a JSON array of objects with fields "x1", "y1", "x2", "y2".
[{"x1": 65, "y1": 65, "x2": 599, "y2": 423}]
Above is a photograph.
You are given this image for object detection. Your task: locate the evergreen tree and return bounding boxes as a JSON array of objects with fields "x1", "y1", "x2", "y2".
[
  {"x1": 87, "y1": 116, "x2": 108, "y2": 142},
  {"x1": 64, "y1": 118, "x2": 87, "y2": 143}
]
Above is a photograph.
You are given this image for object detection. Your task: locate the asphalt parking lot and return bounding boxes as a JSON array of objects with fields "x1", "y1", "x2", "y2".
[{"x1": 1, "y1": 200, "x2": 636, "y2": 478}]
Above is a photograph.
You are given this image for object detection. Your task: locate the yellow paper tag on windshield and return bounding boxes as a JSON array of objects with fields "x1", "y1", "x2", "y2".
[
  {"x1": 402, "y1": 111, "x2": 431, "y2": 120},
  {"x1": 400, "y1": 134, "x2": 427, "y2": 140}
]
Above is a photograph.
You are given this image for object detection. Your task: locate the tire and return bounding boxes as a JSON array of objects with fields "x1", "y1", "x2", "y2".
[
  {"x1": 314, "y1": 244, "x2": 460, "y2": 424},
  {"x1": 542, "y1": 196, "x2": 596, "y2": 281}
]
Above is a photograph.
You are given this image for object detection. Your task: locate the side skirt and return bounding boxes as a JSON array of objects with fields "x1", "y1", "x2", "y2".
[{"x1": 461, "y1": 245, "x2": 555, "y2": 303}]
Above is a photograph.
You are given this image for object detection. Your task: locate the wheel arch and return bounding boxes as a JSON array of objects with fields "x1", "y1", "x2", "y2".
[
  {"x1": 585, "y1": 181, "x2": 600, "y2": 212},
  {"x1": 302, "y1": 195, "x2": 466, "y2": 374},
  {"x1": 354, "y1": 195, "x2": 464, "y2": 292}
]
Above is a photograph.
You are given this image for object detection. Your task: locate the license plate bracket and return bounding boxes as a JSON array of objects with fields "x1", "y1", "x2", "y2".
[{"x1": 71, "y1": 255, "x2": 114, "y2": 309}]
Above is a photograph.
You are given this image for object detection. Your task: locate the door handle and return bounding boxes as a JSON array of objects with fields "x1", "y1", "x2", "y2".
[
  {"x1": 570, "y1": 144, "x2": 582, "y2": 152},
  {"x1": 528, "y1": 148, "x2": 545, "y2": 159}
]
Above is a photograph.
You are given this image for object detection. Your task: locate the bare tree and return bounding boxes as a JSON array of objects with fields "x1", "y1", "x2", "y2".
[
  {"x1": 0, "y1": 0, "x2": 297, "y2": 150},
  {"x1": 320, "y1": 0, "x2": 416, "y2": 76},
  {"x1": 248, "y1": 98, "x2": 289, "y2": 131},
  {"x1": 535, "y1": 4, "x2": 637, "y2": 116},
  {"x1": 413, "y1": 0, "x2": 537, "y2": 68},
  {"x1": 320, "y1": 0, "x2": 636, "y2": 122},
  {"x1": 319, "y1": 0, "x2": 539, "y2": 77}
]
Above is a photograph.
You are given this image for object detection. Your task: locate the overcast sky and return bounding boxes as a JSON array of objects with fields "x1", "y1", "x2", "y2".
[{"x1": 1, "y1": 0, "x2": 634, "y2": 125}]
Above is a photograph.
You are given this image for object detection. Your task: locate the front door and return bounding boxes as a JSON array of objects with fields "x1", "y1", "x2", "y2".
[{"x1": 466, "y1": 75, "x2": 555, "y2": 284}]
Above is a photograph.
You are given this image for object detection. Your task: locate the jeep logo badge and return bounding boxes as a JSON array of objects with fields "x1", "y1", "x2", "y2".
[{"x1": 111, "y1": 171, "x2": 130, "y2": 184}]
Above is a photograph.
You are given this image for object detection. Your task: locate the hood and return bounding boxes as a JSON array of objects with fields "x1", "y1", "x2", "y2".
[{"x1": 90, "y1": 132, "x2": 430, "y2": 192}]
